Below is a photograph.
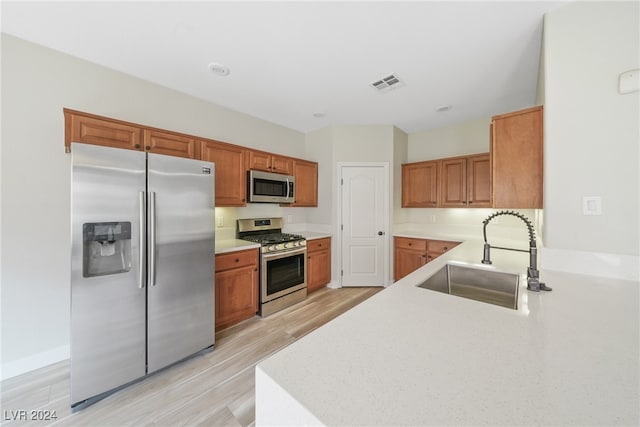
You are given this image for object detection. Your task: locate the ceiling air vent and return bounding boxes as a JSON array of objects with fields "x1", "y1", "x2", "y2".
[{"x1": 370, "y1": 73, "x2": 405, "y2": 93}]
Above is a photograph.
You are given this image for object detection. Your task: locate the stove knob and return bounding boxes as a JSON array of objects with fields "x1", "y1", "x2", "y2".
[
  {"x1": 268, "y1": 245, "x2": 275, "y2": 252},
  {"x1": 284, "y1": 242, "x2": 291, "y2": 249}
]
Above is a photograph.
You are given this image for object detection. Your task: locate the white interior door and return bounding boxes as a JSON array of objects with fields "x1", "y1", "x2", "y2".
[{"x1": 340, "y1": 164, "x2": 388, "y2": 287}]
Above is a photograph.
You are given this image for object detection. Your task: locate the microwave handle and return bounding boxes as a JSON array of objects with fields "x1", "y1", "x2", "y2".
[{"x1": 287, "y1": 178, "x2": 294, "y2": 202}]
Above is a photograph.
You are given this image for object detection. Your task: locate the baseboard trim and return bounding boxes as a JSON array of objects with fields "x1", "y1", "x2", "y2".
[
  {"x1": 326, "y1": 280, "x2": 341, "y2": 289},
  {"x1": 541, "y1": 247, "x2": 639, "y2": 282},
  {"x1": 1, "y1": 345, "x2": 70, "y2": 380}
]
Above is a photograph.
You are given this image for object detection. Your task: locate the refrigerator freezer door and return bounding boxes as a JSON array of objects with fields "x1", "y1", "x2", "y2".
[
  {"x1": 70, "y1": 143, "x2": 146, "y2": 407},
  {"x1": 146, "y1": 153, "x2": 215, "y2": 373}
]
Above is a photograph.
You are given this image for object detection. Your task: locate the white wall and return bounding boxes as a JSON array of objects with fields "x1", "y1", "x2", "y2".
[
  {"x1": 304, "y1": 125, "x2": 399, "y2": 286},
  {"x1": 403, "y1": 116, "x2": 539, "y2": 242},
  {"x1": 305, "y1": 127, "x2": 334, "y2": 228},
  {"x1": 541, "y1": 1, "x2": 639, "y2": 280},
  {"x1": 392, "y1": 127, "x2": 409, "y2": 225},
  {"x1": 408, "y1": 117, "x2": 491, "y2": 161},
  {"x1": 0, "y1": 34, "x2": 305, "y2": 379}
]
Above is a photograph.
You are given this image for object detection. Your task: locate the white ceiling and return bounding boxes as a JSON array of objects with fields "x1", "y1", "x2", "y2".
[{"x1": 1, "y1": 1, "x2": 565, "y2": 134}]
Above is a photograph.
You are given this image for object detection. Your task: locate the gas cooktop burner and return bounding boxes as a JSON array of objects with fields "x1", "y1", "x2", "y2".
[
  {"x1": 236, "y1": 218, "x2": 307, "y2": 253},
  {"x1": 242, "y1": 233, "x2": 305, "y2": 245}
]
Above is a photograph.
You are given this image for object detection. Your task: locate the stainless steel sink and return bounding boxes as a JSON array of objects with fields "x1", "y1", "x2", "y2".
[{"x1": 417, "y1": 264, "x2": 520, "y2": 309}]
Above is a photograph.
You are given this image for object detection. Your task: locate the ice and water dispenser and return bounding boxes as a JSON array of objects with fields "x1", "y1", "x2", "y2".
[{"x1": 83, "y1": 222, "x2": 132, "y2": 277}]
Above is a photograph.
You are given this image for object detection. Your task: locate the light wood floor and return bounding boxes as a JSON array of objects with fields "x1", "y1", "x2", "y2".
[{"x1": 1, "y1": 287, "x2": 382, "y2": 427}]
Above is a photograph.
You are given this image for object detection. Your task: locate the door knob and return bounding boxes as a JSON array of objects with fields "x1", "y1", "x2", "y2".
[{"x1": 377, "y1": 231, "x2": 385, "y2": 236}]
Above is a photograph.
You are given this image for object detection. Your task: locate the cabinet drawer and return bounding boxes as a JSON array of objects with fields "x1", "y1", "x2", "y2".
[
  {"x1": 394, "y1": 237, "x2": 427, "y2": 251},
  {"x1": 215, "y1": 249, "x2": 258, "y2": 272},
  {"x1": 427, "y1": 240, "x2": 459, "y2": 254},
  {"x1": 307, "y1": 238, "x2": 330, "y2": 253}
]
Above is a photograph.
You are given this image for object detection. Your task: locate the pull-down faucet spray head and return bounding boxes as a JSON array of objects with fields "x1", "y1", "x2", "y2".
[{"x1": 481, "y1": 211, "x2": 551, "y2": 292}]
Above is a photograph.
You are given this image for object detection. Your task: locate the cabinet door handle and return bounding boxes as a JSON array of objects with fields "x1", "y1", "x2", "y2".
[
  {"x1": 135, "y1": 143, "x2": 141, "y2": 149},
  {"x1": 235, "y1": 258, "x2": 240, "y2": 263},
  {"x1": 443, "y1": 247, "x2": 448, "y2": 251}
]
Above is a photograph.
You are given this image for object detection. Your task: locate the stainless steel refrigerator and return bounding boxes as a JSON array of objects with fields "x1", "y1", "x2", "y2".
[{"x1": 70, "y1": 142, "x2": 215, "y2": 410}]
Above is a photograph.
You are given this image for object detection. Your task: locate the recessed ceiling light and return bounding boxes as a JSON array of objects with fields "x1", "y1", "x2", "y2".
[
  {"x1": 208, "y1": 62, "x2": 230, "y2": 76},
  {"x1": 312, "y1": 112, "x2": 326, "y2": 118},
  {"x1": 435, "y1": 105, "x2": 453, "y2": 112}
]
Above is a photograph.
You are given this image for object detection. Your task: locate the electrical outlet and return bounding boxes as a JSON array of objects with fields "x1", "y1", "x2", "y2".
[
  {"x1": 583, "y1": 196, "x2": 602, "y2": 215},
  {"x1": 216, "y1": 215, "x2": 224, "y2": 227}
]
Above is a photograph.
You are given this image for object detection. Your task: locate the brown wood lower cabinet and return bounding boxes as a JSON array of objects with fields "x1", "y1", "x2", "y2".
[
  {"x1": 394, "y1": 237, "x2": 459, "y2": 281},
  {"x1": 215, "y1": 248, "x2": 259, "y2": 331},
  {"x1": 307, "y1": 237, "x2": 331, "y2": 293}
]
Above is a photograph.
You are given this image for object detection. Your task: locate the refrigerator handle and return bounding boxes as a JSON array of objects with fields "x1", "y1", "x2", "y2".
[
  {"x1": 149, "y1": 191, "x2": 156, "y2": 287},
  {"x1": 138, "y1": 191, "x2": 146, "y2": 289}
]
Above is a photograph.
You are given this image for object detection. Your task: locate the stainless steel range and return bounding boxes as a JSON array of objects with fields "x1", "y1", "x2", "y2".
[{"x1": 237, "y1": 218, "x2": 307, "y2": 316}]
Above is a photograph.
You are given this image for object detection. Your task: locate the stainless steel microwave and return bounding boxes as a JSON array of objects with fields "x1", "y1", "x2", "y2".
[{"x1": 248, "y1": 170, "x2": 295, "y2": 203}]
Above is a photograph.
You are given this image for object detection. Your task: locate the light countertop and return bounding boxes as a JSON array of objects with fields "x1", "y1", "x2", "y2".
[
  {"x1": 215, "y1": 232, "x2": 330, "y2": 254},
  {"x1": 215, "y1": 239, "x2": 260, "y2": 255},
  {"x1": 255, "y1": 238, "x2": 639, "y2": 426},
  {"x1": 298, "y1": 231, "x2": 332, "y2": 240}
]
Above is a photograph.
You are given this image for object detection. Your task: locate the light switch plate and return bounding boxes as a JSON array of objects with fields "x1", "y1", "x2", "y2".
[
  {"x1": 582, "y1": 196, "x2": 602, "y2": 215},
  {"x1": 619, "y1": 69, "x2": 639, "y2": 94}
]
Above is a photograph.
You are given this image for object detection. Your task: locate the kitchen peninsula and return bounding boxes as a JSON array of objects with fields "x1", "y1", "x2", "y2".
[{"x1": 255, "y1": 239, "x2": 639, "y2": 426}]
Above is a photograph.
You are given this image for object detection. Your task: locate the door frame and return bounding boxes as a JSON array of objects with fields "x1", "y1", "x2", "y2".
[{"x1": 337, "y1": 162, "x2": 390, "y2": 287}]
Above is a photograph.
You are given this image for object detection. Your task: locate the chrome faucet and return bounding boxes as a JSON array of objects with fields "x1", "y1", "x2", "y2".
[{"x1": 481, "y1": 210, "x2": 552, "y2": 292}]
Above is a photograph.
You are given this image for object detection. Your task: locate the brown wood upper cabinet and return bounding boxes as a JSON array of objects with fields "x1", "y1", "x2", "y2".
[
  {"x1": 403, "y1": 153, "x2": 490, "y2": 208},
  {"x1": 64, "y1": 109, "x2": 316, "y2": 208},
  {"x1": 143, "y1": 129, "x2": 199, "y2": 159},
  {"x1": 64, "y1": 109, "x2": 143, "y2": 152},
  {"x1": 248, "y1": 150, "x2": 293, "y2": 175},
  {"x1": 491, "y1": 106, "x2": 543, "y2": 209},
  {"x1": 402, "y1": 160, "x2": 439, "y2": 207},
  {"x1": 439, "y1": 153, "x2": 491, "y2": 208},
  {"x1": 287, "y1": 159, "x2": 318, "y2": 207},
  {"x1": 200, "y1": 139, "x2": 248, "y2": 207}
]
